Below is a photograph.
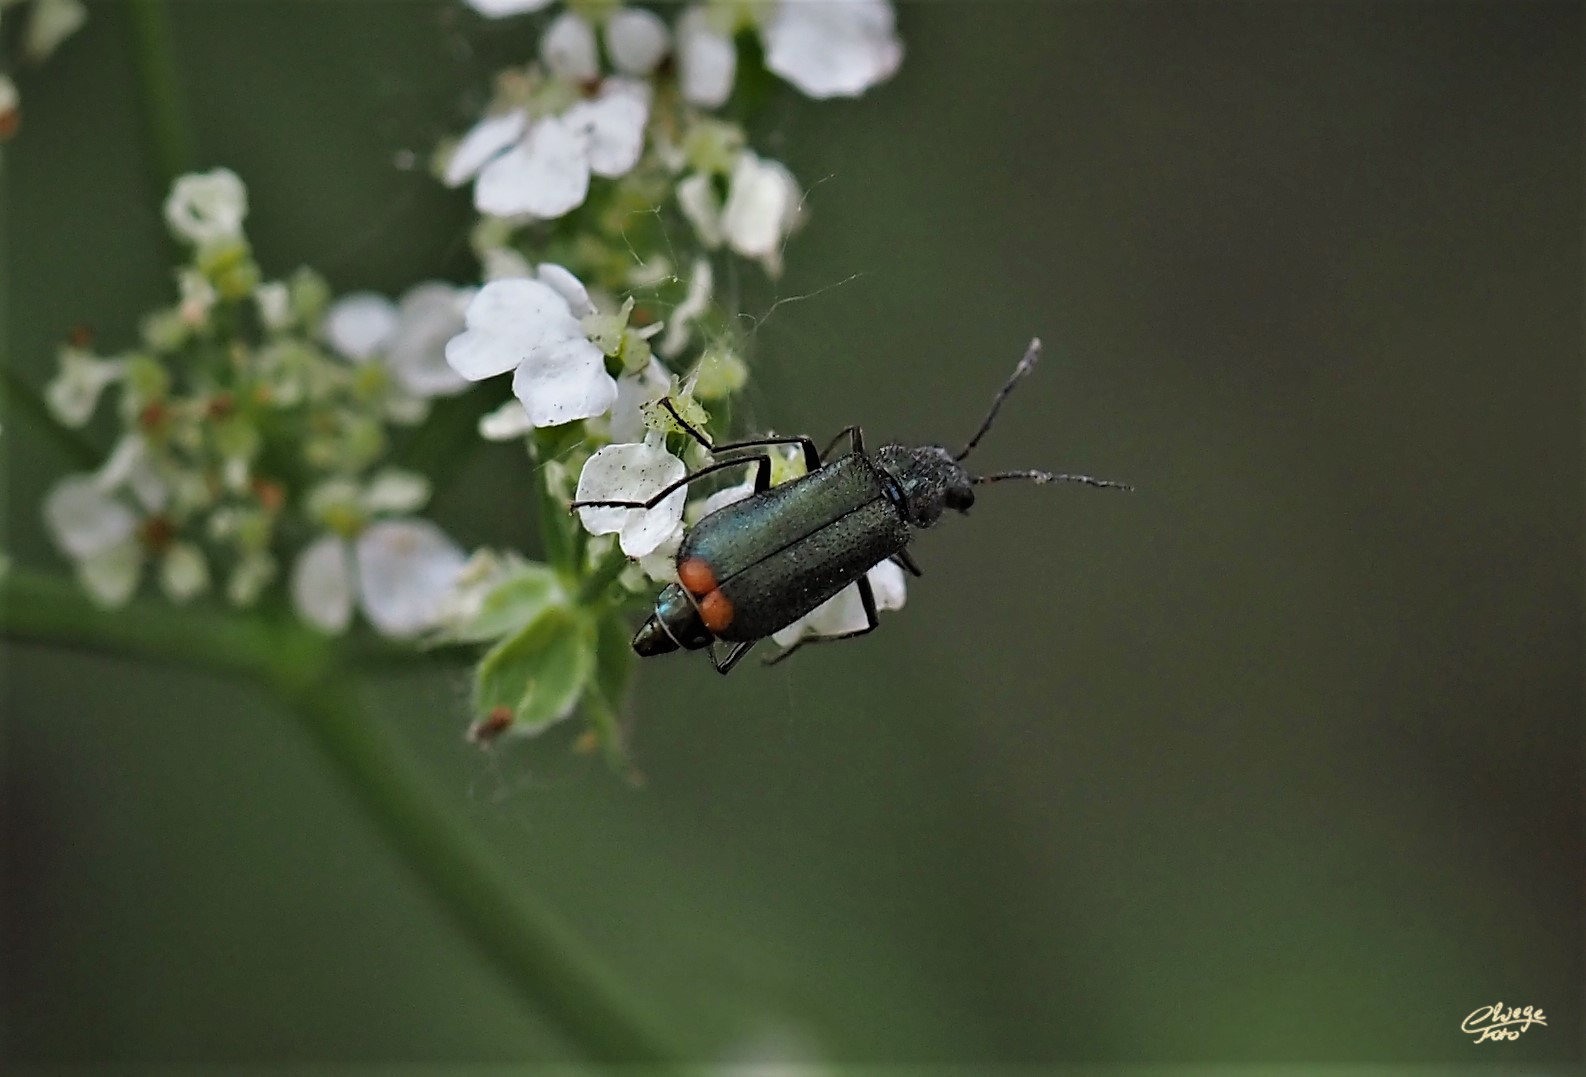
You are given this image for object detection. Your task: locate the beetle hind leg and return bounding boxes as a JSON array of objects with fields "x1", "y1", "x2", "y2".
[
  {"x1": 764, "y1": 573, "x2": 881, "y2": 667},
  {"x1": 708, "y1": 640, "x2": 758, "y2": 676}
]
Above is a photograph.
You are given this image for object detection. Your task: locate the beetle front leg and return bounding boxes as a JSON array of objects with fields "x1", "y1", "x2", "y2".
[
  {"x1": 658, "y1": 398, "x2": 821, "y2": 472},
  {"x1": 763, "y1": 573, "x2": 881, "y2": 667},
  {"x1": 569, "y1": 454, "x2": 773, "y2": 511}
]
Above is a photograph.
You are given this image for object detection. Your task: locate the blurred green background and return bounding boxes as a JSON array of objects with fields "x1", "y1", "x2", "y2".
[{"x1": 2, "y1": 0, "x2": 1579, "y2": 1068}]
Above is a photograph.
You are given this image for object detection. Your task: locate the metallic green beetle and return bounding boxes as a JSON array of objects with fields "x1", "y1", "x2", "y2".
[{"x1": 571, "y1": 339, "x2": 1129, "y2": 674}]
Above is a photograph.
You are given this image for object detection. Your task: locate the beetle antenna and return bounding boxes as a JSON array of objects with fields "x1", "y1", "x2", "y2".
[
  {"x1": 955, "y1": 337, "x2": 1043, "y2": 461},
  {"x1": 973, "y1": 469, "x2": 1133, "y2": 491}
]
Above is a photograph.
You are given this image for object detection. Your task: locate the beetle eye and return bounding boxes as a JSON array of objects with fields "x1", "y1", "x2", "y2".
[{"x1": 947, "y1": 487, "x2": 975, "y2": 512}]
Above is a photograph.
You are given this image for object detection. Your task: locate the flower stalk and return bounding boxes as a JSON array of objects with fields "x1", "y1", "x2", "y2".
[{"x1": 0, "y1": 565, "x2": 685, "y2": 1065}]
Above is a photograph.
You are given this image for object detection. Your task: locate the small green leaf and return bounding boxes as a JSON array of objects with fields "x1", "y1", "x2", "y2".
[
  {"x1": 473, "y1": 606, "x2": 596, "y2": 736},
  {"x1": 454, "y1": 562, "x2": 566, "y2": 644}
]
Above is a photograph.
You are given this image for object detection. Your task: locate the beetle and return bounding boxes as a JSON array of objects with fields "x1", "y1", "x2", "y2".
[{"x1": 570, "y1": 338, "x2": 1129, "y2": 674}]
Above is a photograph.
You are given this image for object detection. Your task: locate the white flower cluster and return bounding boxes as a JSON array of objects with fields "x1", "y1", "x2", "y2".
[
  {"x1": 41, "y1": 168, "x2": 467, "y2": 636},
  {"x1": 410, "y1": 1, "x2": 906, "y2": 745}
]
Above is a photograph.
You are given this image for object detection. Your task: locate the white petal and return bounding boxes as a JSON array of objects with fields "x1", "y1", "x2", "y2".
[
  {"x1": 676, "y1": 172, "x2": 725, "y2": 248},
  {"x1": 160, "y1": 542, "x2": 210, "y2": 603},
  {"x1": 44, "y1": 349, "x2": 123, "y2": 428},
  {"x1": 761, "y1": 0, "x2": 903, "y2": 100},
  {"x1": 23, "y1": 0, "x2": 88, "y2": 64},
  {"x1": 478, "y1": 399, "x2": 537, "y2": 441},
  {"x1": 512, "y1": 336, "x2": 618, "y2": 427},
  {"x1": 637, "y1": 521, "x2": 685, "y2": 581},
  {"x1": 255, "y1": 280, "x2": 293, "y2": 330},
  {"x1": 607, "y1": 357, "x2": 671, "y2": 443},
  {"x1": 540, "y1": 12, "x2": 600, "y2": 82},
  {"x1": 95, "y1": 434, "x2": 167, "y2": 513},
  {"x1": 535, "y1": 263, "x2": 595, "y2": 317},
  {"x1": 362, "y1": 469, "x2": 432, "y2": 514},
  {"x1": 723, "y1": 152, "x2": 800, "y2": 264},
  {"x1": 564, "y1": 80, "x2": 650, "y2": 179},
  {"x1": 387, "y1": 282, "x2": 471, "y2": 396},
  {"x1": 658, "y1": 256, "x2": 713, "y2": 357},
  {"x1": 163, "y1": 168, "x2": 248, "y2": 246},
  {"x1": 443, "y1": 109, "x2": 527, "y2": 187},
  {"x1": 692, "y1": 476, "x2": 755, "y2": 522},
  {"x1": 324, "y1": 292, "x2": 399, "y2": 361},
  {"x1": 475, "y1": 116, "x2": 590, "y2": 219},
  {"x1": 292, "y1": 534, "x2": 356, "y2": 633},
  {"x1": 676, "y1": 6, "x2": 737, "y2": 108},
  {"x1": 445, "y1": 278, "x2": 584, "y2": 381},
  {"x1": 464, "y1": 0, "x2": 555, "y2": 15},
  {"x1": 606, "y1": 8, "x2": 670, "y2": 76},
  {"x1": 575, "y1": 439, "x2": 687, "y2": 558},
  {"x1": 772, "y1": 560, "x2": 906, "y2": 647},
  {"x1": 44, "y1": 475, "x2": 137, "y2": 560},
  {"x1": 77, "y1": 540, "x2": 142, "y2": 608},
  {"x1": 355, "y1": 519, "x2": 468, "y2": 638}
]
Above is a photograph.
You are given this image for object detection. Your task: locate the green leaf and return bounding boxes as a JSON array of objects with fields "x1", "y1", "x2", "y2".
[
  {"x1": 450, "y1": 562, "x2": 567, "y2": 644},
  {"x1": 473, "y1": 606, "x2": 596, "y2": 736}
]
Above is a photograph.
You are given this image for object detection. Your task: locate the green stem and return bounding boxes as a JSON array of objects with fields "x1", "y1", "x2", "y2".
[
  {"x1": 577, "y1": 545, "x2": 632, "y2": 606},
  {"x1": 0, "y1": 567, "x2": 685, "y2": 1066},
  {"x1": 126, "y1": 0, "x2": 197, "y2": 187}
]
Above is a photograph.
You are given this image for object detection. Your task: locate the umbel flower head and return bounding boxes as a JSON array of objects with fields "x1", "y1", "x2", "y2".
[{"x1": 40, "y1": 167, "x2": 468, "y2": 634}]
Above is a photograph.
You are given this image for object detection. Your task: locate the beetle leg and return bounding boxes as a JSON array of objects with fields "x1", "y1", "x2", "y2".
[
  {"x1": 570, "y1": 454, "x2": 772, "y2": 511},
  {"x1": 820, "y1": 425, "x2": 866, "y2": 460},
  {"x1": 763, "y1": 573, "x2": 881, "y2": 667},
  {"x1": 658, "y1": 398, "x2": 821, "y2": 472},
  {"x1": 890, "y1": 549, "x2": 923, "y2": 577},
  {"x1": 709, "y1": 640, "x2": 758, "y2": 675}
]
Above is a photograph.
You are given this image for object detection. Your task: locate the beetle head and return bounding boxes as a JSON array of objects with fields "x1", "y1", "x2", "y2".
[{"x1": 875, "y1": 443, "x2": 975, "y2": 528}]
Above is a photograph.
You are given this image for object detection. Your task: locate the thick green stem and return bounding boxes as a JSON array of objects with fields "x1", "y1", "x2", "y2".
[
  {"x1": 126, "y1": 0, "x2": 197, "y2": 188},
  {"x1": 0, "y1": 567, "x2": 685, "y2": 1065}
]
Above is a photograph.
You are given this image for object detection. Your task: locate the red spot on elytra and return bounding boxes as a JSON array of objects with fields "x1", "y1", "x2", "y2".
[
  {"x1": 699, "y1": 590, "x2": 734, "y2": 633},
  {"x1": 677, "y1": 557, "x2": 717, "y2": 596}
]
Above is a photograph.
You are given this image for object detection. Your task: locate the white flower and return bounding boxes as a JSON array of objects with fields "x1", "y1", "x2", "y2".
[
  {"x1": 292, "y1": 520, "x2": 467, "y2": 638},
  {"x1": 24, "y1": 0, "x2": 88, "y2": 64},
  {"x1": 676, "y1": 6, "x2": 736, "y2": 108},
  {"x1": 44, "y1": 474, "x2": 137, "y2": 561},
  {"x1": 478, "y1": 398, "x2": 537, "y2": 441},
  {"x1": 159, "y1": 542, "x2": 210, "y2": 603},
  {"x1": 96, "y1": 434, "x2": 168, "y2": 513},
  {"x1": 44, "y1": 347, "x2": 124, "y2": 427},
  {"x1": 42, "y1": 474, "x2": 152, "y2": 608},
  {"x1": 163, "y1": 168, "x2": 248, "y2": 247},
  {"x1": 324, "y1": 283, "x2": 473, "y2": 397},
  {"x1": 772, "y1": 559, "x2": 907, "y2": 649},
  {"x1": 449, "y1": 78, "x2": 651, "y2": 220},
  {"x1": 574, "y1": 433, "x2": 687, "y2": 558},
  {"x1": 761, "y1": 0, "x2": 903, "y2": 100},
  {"x1": 540, "y1": 11, "x2": 599, "y2": 82},
  {"x1": 680, "y1": 152, "x2": 803, "y2": 275},
  {"x1": 605, "y1": 357, "x2": 671, "y2": 443},
  {"x1": 606, "y1": 8, "x2": 670, "y2": 77},
  {"x1": 463, "y1": 0, "x2": 555, "y2": 16},
  {"x1": 445, "y1": 271, "x2": 617, "y2": 428}
]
